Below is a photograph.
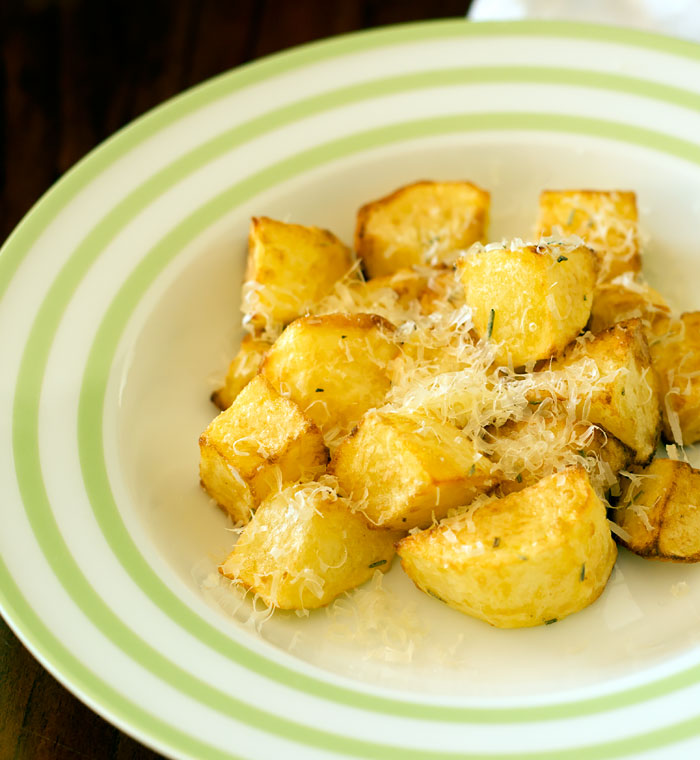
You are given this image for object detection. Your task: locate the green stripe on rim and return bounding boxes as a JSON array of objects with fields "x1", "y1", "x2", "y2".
[
  {"x1": 4, "y1": 20, "x2": 700, "y2": 760},
  {"x1": 5, "y1": 549, "x2": 700, "y2": 760},
  {"x1": 3, "y1": 16, "x2": 700, "y2": 298}
]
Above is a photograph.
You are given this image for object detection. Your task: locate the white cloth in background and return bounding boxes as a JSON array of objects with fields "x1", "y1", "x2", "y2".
[{"x1": 468, "y1": 0, "x2": 700, "y2": 42}]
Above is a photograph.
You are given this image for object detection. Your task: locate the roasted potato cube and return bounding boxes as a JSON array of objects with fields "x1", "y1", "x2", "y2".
[
  {"x1": 456, "y1": 241, "x2": 596, "y2": 367},
  {"x1": 330, "y1": 411, "x2": 499, "y2": 530},
  {"x1": 488, "y1": 405, "x2": 633, "y2": 497},
  {"x1": 589, "y1": 279, "x2": 669, "y2": 335},
  {"x1": 242, "y1": 216, "x2": 355, "y2": 334},
  {"x1": 360, "y1": 268, "x2": 428, "y2": 306},
  {"x1": 219, "y1": 480, "x2": 401, "y2": 609},
  {"x1": 649, "y1": 312, "x2": 700, "y2": 445},
  {"x1": 211, "y1": 335, "x2": 270, "y2": 410},
  {"x1": 355, "y1": 181, "x2": 489, "y2": 277},
  {"x1": 613, "y1": 458, "x2": 700, "y2": 562},
  {"x1": 548, "y1": 319, "x2": 661, "y2": 463},
  {"x1": 199, "y1": 375, "x2": 328, "y2": 522},
  {"x1": 536, "y1": 190, "x2": 640, "y2": 282},
  {"x1": 397, "y1": 467, "x2": 616, "y2": 628},
  {"x1": 261, "y1": 313, "x2": 398, "y2": 440}
]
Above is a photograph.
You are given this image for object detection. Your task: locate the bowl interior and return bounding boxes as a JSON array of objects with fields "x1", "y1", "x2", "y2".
[{"x1": 114, "y1": 133, "x2": 700, "y2": 698}]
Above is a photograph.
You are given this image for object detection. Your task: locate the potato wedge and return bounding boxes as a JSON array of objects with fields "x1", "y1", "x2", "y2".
[
  {"x1": 649, "y1": 312, "x2": 700, "y2": 445},
  {"x1": 211, "y1": 335, "x2": 270, "y2": 410},
  {"x1": 261, "y1": 313, "x2": 398, "y2": 442},
  {"x1": 536, "y1": 190, "x2": 640, "y2": 282},
  {"x1": 330, "y1": 411, "x2": 499, "y2": 530},
  {"x1": 397, "y1": 467, "x2": 616, "y2": 628},
  {"x1": 355, "y1": 180, "x2": 489, "y2": 277},
  {"x1": 545, "y1": 319, "x2": 661, "y2": 463},
  {"x1": 199, "y1": 375, "x2": 328, "y2": 522},
  {"x1": 243, "y1": 216, "x2": 355, "y2": 335},
  {"x1": 456, "y1": 241, "x2": 596, "y2": 368},
  {"x1": 220, "y1": 480, "x2": 401, "y2": 609},
  {"x1": 613, "y1": 458, "x2": 700, "y2": 562}
]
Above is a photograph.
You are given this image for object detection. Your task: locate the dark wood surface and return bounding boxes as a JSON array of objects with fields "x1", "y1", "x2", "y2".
[{"x1": 0, "y1": 2, "x2": 470, "y2": 757}]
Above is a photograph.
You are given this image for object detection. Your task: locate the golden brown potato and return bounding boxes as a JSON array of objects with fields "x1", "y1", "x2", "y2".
[
  {"x1": 649, "y1": 312, "x2": 700, "y2": 445},
  {"x1": 199, "y1": 375, "x2": 328, "y2": 522},
  {"x1": 544, "y1": 319, "x2": 661, "y2": 463},
  {"x1": 397, "y1": 467, "x2": 616, "y2": 628},
  {"x1": 613, "y1": 458, "x2": 700, "y2": 562},
  {"x1": 211, "y1": 335, "x2": 271, "y2": 410},
  {"x1": 488, "y1": 405, "x2": 633, "y2": 497},
  {"x1": 355, "y1": 180, "x2": 489, "y2": 277},
  {"x1": 330, "y1": 411, "x2": 499, "y2": 530},
  {"x1": 456, "y1": 241, "x2": 596, "y2": 368},
  {"x1": 536, "y1": 190, "x2": 640, "y2": 282},
  {"x1": 242, "y1": 216, "x2": 355, "y2": 335},
  {"x1": 261, "y1": 313, "x2": 398, "y2": 442},
  {"x1": 359, "y1": 268, "x2": 429, "y2": 306},
  {"x1": 219, "y1": 480, "x2": 401, "y2": 609},
  {"x1": 589, "y1": 279, "x2": 669, "y2": 335}
]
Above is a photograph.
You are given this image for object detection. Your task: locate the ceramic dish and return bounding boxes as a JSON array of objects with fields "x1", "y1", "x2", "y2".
[{"x1": 3, "y1": 19, "x2": 700, "y2": 760}]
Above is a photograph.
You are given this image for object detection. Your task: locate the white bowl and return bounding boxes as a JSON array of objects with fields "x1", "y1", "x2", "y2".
[{"x1": 3, "y1": 19, "x2": 700, "y2": 760}]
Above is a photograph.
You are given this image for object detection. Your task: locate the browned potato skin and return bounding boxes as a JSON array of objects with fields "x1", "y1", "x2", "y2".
[
  {"x1": 219, "y1": 482, "x2": 401, "y2": 609},
  {"x1": 649, "y1": 312, "x2": 700, "y2": 445},
  {"x1": 211, "y1": 335, "x2": 270, "y2": 410},
  {"x1": 536, "y1": 190, "x2": 640, "y2": 282},
  {"x1": 589, "y1": 281, "x2": 670, "y2": 336},
  {"x1": 614, "y1": 458, "x2": 700, "y2": 562},
  {"x1": 330, "y1": 411, "x2": 499, "y2": 530},
  {"x1": 549, "y1": 319, "x2": 661, "y2": 464},
  {"x1": 419, "y1": 269, "x2": 466, "y2": 314},
  {"x1": 261, "y1": 313, "x2": 398, "y2": 438},
  {"x1": 199, "y1": 375, "x2": 328, "y2": 522},
  {"x1": 355, "y1": 180, "x2": 489, "y2": 278},
  {"x1": 397, "y1": 467, "x2": 617, "y2": 628},
  {"x1": 358, "y1": 268, "x2": 429, "y2": 307},
  {"x1": 244, "y1": 216, "x2": 355, "y2": 332},
  {"x1": 490, "y1": 410, "x2": 633, "y2": 497}
]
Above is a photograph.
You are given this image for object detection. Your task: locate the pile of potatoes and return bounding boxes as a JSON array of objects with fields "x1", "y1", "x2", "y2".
[{"x1": 199, "y1": 181, "x2": 700, "y2": 629}]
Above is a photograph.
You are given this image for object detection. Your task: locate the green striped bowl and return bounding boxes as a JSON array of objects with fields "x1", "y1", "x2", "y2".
[{"x1": 2, "y1": 19, "x2": 700, "y2": 760}]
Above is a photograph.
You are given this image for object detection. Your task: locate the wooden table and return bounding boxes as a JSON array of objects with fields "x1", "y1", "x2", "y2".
[{"x1": 0, "y1": 1, "x2": 470, "y2": 757}]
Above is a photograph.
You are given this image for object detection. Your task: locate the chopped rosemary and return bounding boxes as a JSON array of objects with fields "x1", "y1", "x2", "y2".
[
  {"x1": 486, "y1": 308, "x2": 495, "y2": 339},
  {"x1": 528, "y1": 399, "x2": 542, "y2": 405},
  {"x1": 545, "y1": 618, "x2": 558, "y2": 625},
  {"x1": 493, "y1": 536, "x2": 501, "y2": 548},
  {"x1": 556, "y1": 255, "x2": 568, "y2": 263},
  {"x1": 315, "y1": 388, "x2": 324, "y2": 392},
  {"x1": 469, "y1": 463, "x2": 476, "y2": 476},
  {"x1": 583, "y1": 295, "x2": 588, "y2": 301},
  {"x1": 516, "y1": 473, "x2": 523, "y2": 483},
  {"x1": 341, "y1": 335, "x2": 347, "y2": 339},
  {"x1": 580, "y1": 563, "x2": 586, "y2": 582},
  {"x1": 368, "y1": 559, "x2": 387, "y2": 568}
]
